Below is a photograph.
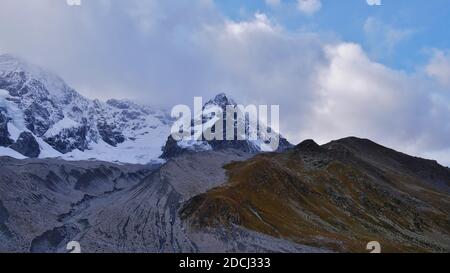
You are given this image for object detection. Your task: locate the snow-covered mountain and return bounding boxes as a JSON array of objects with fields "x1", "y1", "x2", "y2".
[
  {"x1": 0, "y1": 54, "x2": 171, "y2": 164},
  {"x1": 161, "y1": 93, "x2": 292, "y2": 158},
  {"x1": 0, "y1": 54, "x2": 291, "y2": 164}
]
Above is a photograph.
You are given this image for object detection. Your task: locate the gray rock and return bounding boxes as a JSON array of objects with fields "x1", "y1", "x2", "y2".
[
  {"x1": 0, "y1": 109, "x2": 13, "y2": 147},
  {"x1": 44, "y1": 122, "x2": 89, "y2": 153},
  {"x1": 10, "y1": 132, "x2": 40, "y2": 158},
  {"x1": 96, "y1": 122, "x2": 125, "y2": 147}
]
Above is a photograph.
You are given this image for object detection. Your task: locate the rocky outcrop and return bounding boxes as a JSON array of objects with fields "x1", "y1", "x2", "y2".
[
  {"x1": 23, "y1": 101, "x2": 58, "y2": 137},
  {"x1": 0, "y1": 200, "x2": 13, "y2": 243},
  {"x1": 10, "y1": 132, "x2": 40, "y2": 158},
  {"x1": 161, "y1": 135, "x2": 186, "y2": 159},
  {"x1": 44, "y1": 124, "x2": 90, "y2": 153},
  {"x1": 0, "y1": 201, "x2": 9, "y2": 224},
  {"x1": 0, "y1": 109, "x2": 13, "y2": 147},
  {"x1": 97, "y1": 122, "x2": 125, "y2": 147}
]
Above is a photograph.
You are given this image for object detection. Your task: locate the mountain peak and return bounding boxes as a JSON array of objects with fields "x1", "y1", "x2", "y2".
[
  {"x1": 334, "y1": 136, "x2": 378, "y2": 146},
  {"x1": 106, "y1": 99, "x2": 135, "y2": 110},
  {"x1": 324, "y1": 137, "x2": 450, "y2": 188},
  {"x1": 0, "y1": 53, "x2": 69, "y2": 98},
  {"x1": 204, "y1": 93, "x2": 237, "y2": 108},
  {"x1": 295, "y1": 139, "x2": 321, "y2": 152},
  {"x1": 0, "y1": 54, "x2": 31, "y2": 73},
  {"x1": 0, "y1": 53, "x2": 21, "y2": 62},
  {"x1": 0, "y1": 54, "x2": 43, "y2": 74}
]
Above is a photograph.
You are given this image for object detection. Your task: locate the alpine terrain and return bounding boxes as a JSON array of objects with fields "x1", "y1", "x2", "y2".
[{"x1": 0, "y1": 55, "x2": 449, "y2": 253}]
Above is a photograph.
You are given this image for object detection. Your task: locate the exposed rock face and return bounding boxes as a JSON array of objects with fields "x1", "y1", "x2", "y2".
[
  {"x1": 96, "y1": 122, "x2": 125, "y2": 147},
  {"x1": 181, "y1": 137, "x2": 450, "y2": 253},
  {"x1": 0, "y1": 200, "x2": 13, "y2": 246},
  {"x1": 10, "y1": 132, "x2": 40, "y2": 158},
  {"x1": 295, "y1": 139, "x2": 322, "y2": 152},
  {"x1": 0, "y1": 201, "x2": 9, "y2": 223},
  {"x1": 23, "y1": 101, "x2": 57, "y2": 137},
  {"x1": 0, "y1": 109, "x2": 13, "y2": 146},
  {"x1": 106, "y1": 99, "x2": 133, "y2": 110},
  {"x1": 44, "y1": 123, "x2": 90, "y2": 154},
  {"x1": 161, "y1": 135, "x2": 186, "y2": 159}
]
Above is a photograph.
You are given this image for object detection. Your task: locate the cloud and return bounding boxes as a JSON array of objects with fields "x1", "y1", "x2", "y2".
[
  {"x1": 0, "y1": 0, "x2": 220, "y2": 103},
  {"x1": 307, "y1": 43, "x2": 450, "y2": 166},
  {"x1": 265, "y1": 0, "x2": 281, "y2": 7},
  {"x1": 297, "y1": 0, "x2": 322, "y2": 15},
  {"x1": 364, "y1": 17, "x2": 415, "y2": 56},
  {"x1": 426, "y1": 49, "x2": 450, "y2": 88},
  {"x1": 367, "y1": 0, "x2": 382, "y2": 6}
]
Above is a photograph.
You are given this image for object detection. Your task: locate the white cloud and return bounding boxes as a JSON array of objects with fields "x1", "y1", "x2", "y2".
[
  {"x1": 297, "y1": 0, "x2": 322, "y2": 15},
  {"x1": 308, "y1": 43, "x2": 450, "y2": 166},
  {"x1": 223, "y1": 13, "x2": 277, "y2": 35},
  {"x1": 367, "y1": 0, "x2": 382, "y2": 6},
  {"x1": 426, "y1": 49, "x2": 450, "y2": 87},
  {"x1": 265, "y1": 0, "x2": 281, "y2": 7},
  {"x1": 364, "y1": 17, "x2": 415, "y2": 56}
]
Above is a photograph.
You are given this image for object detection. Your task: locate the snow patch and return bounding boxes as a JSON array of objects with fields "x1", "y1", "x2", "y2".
[
  {"x1": 0, "y1": 147, "x2": 27, "y2": 159},
  {"x1": 0, "y1": 89, "x2": 11, "y2": 98},
  {"x1": 7, "y1": 123, "x2": 21, "y2": 141},
  {"x1": 62, "y1": 138, "x2": 166, "y2": 165},
  {"x1": 36, "y1": 137, "x2": 63, "y2": 158},
  {"x1": 0, "y1": 89, "x2": 27, "y2": 140},
  {"x1": 178, "y1": 140, "x2": 212, "y2": 152},
  {"x1": 44, "y1": 117, "x2": 80, "y2": 137}
]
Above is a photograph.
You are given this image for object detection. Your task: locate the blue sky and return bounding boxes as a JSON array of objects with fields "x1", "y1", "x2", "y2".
[
  {"x1": 217, "y1": 0, "x2": 450, "y2": 71},
  {"x1": 0, "y1": 0, "x2": 449, "y2": 165}
]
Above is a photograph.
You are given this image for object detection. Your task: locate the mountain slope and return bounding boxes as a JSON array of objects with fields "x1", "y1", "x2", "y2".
[
  {"x1": 0, "y1": 152, "x2": 325, "y2": 253},
  {"x1": 324, "y1": 137, "x2": 450, "y2": 192},
  {"x1": 1, "y1": 137, "x2": 448, "y2": 253},
  {"x1": 180, "y1": 137, "x2": 450, "y2": 252},
  {"x1": 0, "y1": 157, "x2": 153, "y2": 252}
]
